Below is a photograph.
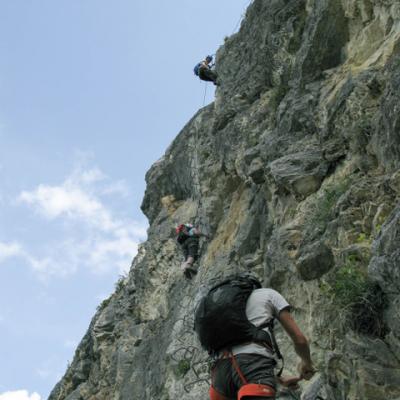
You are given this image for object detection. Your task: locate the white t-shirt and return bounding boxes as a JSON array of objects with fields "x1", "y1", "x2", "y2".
[{"x1": 231, "y1": 288, "x2": 290, "y2": 358}]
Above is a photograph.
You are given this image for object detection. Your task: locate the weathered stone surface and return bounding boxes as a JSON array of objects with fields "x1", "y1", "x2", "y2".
[
  {"x1": 248, "y1": 157, "x2": 265, "y2": 184},
  {"x1": 296, "y1": 241, "x2": 334, "y2": 281},
  {"x1": 372, "y1": 42, "x2": 400, "y2": 171},
  {"x1": 369, "y1": 205, "x2": 400, "y2": 293},
  {"x1": 49, "y1": 1, "x2": 400, "y2": 399},
  {"x1": 267, "y1": 149, "x2": 329, "y2": 198},
  {"x1": 368, "y1": 205, "x2": 400, "y2": 371}
]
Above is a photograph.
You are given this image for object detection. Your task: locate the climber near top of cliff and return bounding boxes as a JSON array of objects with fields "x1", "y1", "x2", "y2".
[
  {"x1": 194, "y1": 273, "x2": 315, "y2": 399},
  {"x1": 194, "y1": 55, "x2": 219, "y2": 85},
  {"x1": 175, "y1": 223, "x2": 208, "y2": 279}
]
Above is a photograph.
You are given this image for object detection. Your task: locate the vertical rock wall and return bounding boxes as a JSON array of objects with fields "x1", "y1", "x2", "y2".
[{"x1": 50, "y1": 1, "x2": 400, "y2": 399}]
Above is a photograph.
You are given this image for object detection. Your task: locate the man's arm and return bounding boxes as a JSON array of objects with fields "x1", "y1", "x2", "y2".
[
  {"x1": 193, "y1": 227, "x2": 209, "y2": 238},
  {"x1": 278, "y1": 309, "x2": 315, "y2": 380}
]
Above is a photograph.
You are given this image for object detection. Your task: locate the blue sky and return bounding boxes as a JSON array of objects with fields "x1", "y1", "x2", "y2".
[{"x1": 0, "y1": 1, "x2": 250, "y2": 399}]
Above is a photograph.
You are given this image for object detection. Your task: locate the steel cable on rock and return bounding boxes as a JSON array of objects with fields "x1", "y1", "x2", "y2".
[{"x1": 189, "y1": 114, "x2": 211, "y2": 277}]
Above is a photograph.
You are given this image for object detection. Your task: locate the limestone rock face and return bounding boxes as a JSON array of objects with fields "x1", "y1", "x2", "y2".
[{"x1": 49, "y1": 1, "x2": 400, "y2": 399}]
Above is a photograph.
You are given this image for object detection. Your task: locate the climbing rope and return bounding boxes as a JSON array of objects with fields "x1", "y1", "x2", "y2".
[
  {"x1": 193, "y1": 127, "x2": 206, "y2": 233},
  {"x1": 191, "y1": 2, "x2": 258, "y2": 254},
  {"x1": 191, "y1": 90, "x2": 211, "y2": 251},
  {"x1": 200, "y1": 53, "x2": 216, "y2": 107},
  {"x1": 231, "y1": 0, "x2": 254, "y2": 34},
  {"x1": 202, "y1": 81, "x2": 208, "y2": 106}
]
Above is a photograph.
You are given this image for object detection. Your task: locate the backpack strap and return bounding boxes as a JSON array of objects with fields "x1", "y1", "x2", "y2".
[
  {"x1": 259, "y1": 320, "x2": 283, "y2": 359},
  {"x1": 259, "y1": 319, "x2": 284, "y2": 377},
  {"x1": 252, "y1": 328, "x2": 274, "y2": 350},
  {"x1": 228, "y1": 352, "x2": 248, "y2": 385}
]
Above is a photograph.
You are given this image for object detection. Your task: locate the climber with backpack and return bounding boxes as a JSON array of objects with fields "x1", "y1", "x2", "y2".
[
  {"x1": 194, "y1": 273, "x2": 315, "y2": 399},
  {"x1": 194, "y1": 55, "x2": 219, "y2": 85},
  {"x1": 175, "y1": 223, "x2": 208, "y2": 279}
]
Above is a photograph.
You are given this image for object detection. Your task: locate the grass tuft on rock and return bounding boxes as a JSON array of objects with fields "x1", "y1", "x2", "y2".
[
  {"x1": 321, "y1": 257, "x2": 387, "y2": 337},
  {"x1": 175, "y1": 359, "x2": 191, "y2": 378},
  {"x1": 311, "y1": 179, "x2": 351, "y2": 229}
]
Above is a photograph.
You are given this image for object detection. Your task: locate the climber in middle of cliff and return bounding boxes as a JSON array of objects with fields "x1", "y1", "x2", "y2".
[
  {"x1": 194, "y1": 55, "x2": 219, "y2": 85},
  {"x1": 175, "y1": 223, "x2": 208, "y2": 279}
]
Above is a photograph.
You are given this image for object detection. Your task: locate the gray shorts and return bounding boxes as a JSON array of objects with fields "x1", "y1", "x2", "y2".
[
  {"x1": 181, "y1": 237, "x2": 199, "y2": 261},
  {"x1": 211, "y1": 354, "x2": 277, "y2": 399}
]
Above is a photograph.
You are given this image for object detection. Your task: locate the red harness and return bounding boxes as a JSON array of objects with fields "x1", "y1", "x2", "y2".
[
  {"x1": 209, "y1": 385, "x2": 231, "y2": 400},
  {"x1": 210, "y1": 353, "x2": 276, "y2": 399}
]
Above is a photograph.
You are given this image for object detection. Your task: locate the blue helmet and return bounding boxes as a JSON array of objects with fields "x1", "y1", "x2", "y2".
[{"x1": 205, "y1": 55, "x2": 213, "y2": 62}]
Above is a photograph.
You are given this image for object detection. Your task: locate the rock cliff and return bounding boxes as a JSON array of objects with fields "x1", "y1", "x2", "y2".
[{"x1": 49, "y1": 1, "x2": 400, "y2": 399}]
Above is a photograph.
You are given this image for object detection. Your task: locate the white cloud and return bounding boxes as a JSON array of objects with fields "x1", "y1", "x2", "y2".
[
  {"x1": 0, "y1": 242, "x2": 59, "y2": 278},
  {"x1": 73, "y1": 167, "x2": 106, "y2": 184},
  {"x1": 0, "y1": 242, "x2": 23, "y2": 263},
  {"x1": 0, "y1": 391, "x2": 41, "y2": 400},
  {"x1": 89, "y1": 236, "x2": 139, "y2": 274},
  {"x1": 100, "y1": 180, "x2": 130, "y2": 197},
  {"x1": 19, "y1": 184, "x2": 104, "y2": 221},
  {"x1": 16, "y1": 164, "x2": 147, "y2": 279}
]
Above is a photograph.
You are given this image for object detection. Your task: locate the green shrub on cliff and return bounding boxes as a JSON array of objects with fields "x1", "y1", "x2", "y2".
[
  {"x1": 175, "y1": 359, "x2": 191, "y2": 378},
  {"x1": 311, "y1": 178, "x2": 351, "y2": 230},
  {"x1": 321, "y1": 257, "x2": 387, "y2": 337}
]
